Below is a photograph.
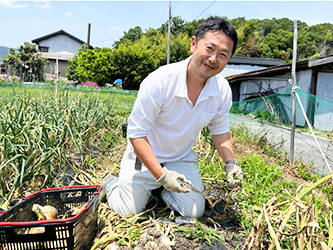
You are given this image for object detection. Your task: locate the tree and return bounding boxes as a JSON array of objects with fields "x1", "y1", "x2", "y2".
[
  {"x1": 182, "y1": 18, "x2": 204, "y2": 37},
  {"x1": 142, "y1": 30, "x2": 191, "y2": 66},
  {"x1": 3, "y1": 42, "x2": 48, "y2": 82},
  {"x1": 258, "y1": 29, "x2": 293, "y2": 60},
  {"x1": 110, "y1": 42, "x2": 158, "y2": 90},
  {"x1": 240, "y1": 44, "x2": 261, "y2": 57},
  {"x1": 113, "y1": 26, "x2": 143, "y2": 48},
  {"x1": 67, "y1": 45, "x2": 113, "y2": 86},
  {"x1": 158, "y1": 16, "x2": 186, "y2": 36}
]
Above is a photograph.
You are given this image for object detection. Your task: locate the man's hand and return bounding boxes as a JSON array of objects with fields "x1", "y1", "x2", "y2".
[
  {"x1": 157, "y1": 167, "x2": 191, "y2": 193},
  {"x1": 224, "y1": 163, "x2": 243, "y2": 185}
]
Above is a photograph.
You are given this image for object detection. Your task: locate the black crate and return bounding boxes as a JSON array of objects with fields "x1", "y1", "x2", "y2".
[{"x1": 0, "y1": 185, "x2": 101, "y2": 250}]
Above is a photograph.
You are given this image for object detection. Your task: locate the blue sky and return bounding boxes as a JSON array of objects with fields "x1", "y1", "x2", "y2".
[{"x1": 1, "y1": 1, "x2": 333, "y2": 49}]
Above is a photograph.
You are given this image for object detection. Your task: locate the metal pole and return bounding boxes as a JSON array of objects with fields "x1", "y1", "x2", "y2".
[
  {"x1": 167, "y1": 0, "x2": 171, "y2": 64},
  {"x1": 290, "y1": 20, "x2": 298, "y2": 164}
]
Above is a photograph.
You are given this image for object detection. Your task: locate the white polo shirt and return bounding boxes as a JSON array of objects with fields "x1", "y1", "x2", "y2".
[{"x1": 127, "y1": 56, "x2": 232, "y2": 163}]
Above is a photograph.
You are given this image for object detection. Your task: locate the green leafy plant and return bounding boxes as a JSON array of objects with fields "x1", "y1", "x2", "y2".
[{"x1": 176, "y1": 218, "x2": 224, "y2": 245}]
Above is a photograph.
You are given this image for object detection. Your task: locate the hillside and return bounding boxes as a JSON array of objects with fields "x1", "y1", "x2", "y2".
[{"x1": 0, "y1": 46, "x2": 14, "y2": 62}]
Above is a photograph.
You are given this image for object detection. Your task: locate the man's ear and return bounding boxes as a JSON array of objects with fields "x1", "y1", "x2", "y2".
[{"x1": 190, "y1": 36, "x2": 197, "y2": 53}]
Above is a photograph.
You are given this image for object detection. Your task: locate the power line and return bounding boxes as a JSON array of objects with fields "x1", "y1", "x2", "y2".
[{"x1": 195, "y1": 0, "x2": 215, "y2": 20}]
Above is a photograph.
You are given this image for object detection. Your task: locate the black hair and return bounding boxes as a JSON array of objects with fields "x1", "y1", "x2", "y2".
[{"x1": 195, "y1": 16, "x2": 238, "y2": 55}]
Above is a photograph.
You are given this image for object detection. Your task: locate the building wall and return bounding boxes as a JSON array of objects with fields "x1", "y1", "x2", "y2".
[
  {"x1": 297, "y1": 69, "x2": 312, "y2": 93},
  {"x1": 238, "y1": 70, "x2": 313, "y2": 127},
  {"x1": 43, "y1": 59, "x2": 73, "y2": 83},
  {"x1": 314, "y1": 72, "x2": 333, "y2": 131},
  {"x1": 239, "y1": 73, "x2": 290, "y2": 101},
  {"x1": 317, "y1": 72, "x2": 333, "y2": 101},
  {"x1": 38, "y1": 34, "x2": 82, "y2": 54}
]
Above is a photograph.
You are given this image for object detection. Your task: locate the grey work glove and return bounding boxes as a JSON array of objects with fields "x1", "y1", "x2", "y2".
[
  {"x1": 224, "y1": 164, "x2": 243, "y2": 184},
  {"x1": 157, "y1": 167, "x2": 191, "y2": 193}
]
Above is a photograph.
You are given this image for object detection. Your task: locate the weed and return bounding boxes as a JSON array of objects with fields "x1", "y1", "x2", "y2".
[{"x1": 176, "y1": 218, "x2": 224, "y2": 245}]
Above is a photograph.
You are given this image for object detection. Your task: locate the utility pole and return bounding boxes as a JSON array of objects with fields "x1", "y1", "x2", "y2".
[
  {"x1": 167, "y1": 0, "x2": 171, "y2": 64},
  {"x1": 290, "y1": 20, "x2": 298, "y2": 164},
  {"x1": 87, "y1": 23, "x2": 91, "y2": 50}
]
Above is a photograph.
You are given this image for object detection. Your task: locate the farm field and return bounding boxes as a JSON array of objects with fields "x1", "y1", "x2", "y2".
[{"x1": 0, "y1": 84, "x2": 332, "y2": 250}]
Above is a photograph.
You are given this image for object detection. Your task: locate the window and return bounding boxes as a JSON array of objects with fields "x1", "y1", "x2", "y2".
[{"x1": 39, "y1": 46, "x2": 49, "y2": 52}]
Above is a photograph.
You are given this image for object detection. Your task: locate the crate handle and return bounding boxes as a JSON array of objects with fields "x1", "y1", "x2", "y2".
[{"x1": 14, "y1": 226, "x2": 46, "y2": 235}]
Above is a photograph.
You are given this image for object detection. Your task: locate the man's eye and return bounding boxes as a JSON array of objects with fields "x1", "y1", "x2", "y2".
[{"x1": 207, "y1": 46, "x2": 213, "y2": 50}]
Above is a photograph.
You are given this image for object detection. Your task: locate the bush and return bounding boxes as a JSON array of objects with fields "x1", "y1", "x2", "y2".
[{"x1": 0, "y1": 74, "x2": 20, "y2": 83}]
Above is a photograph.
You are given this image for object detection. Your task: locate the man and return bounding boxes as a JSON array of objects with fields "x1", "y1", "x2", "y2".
[{"x1": 104, "y1": 16, "x2": 243, "y2": 218}]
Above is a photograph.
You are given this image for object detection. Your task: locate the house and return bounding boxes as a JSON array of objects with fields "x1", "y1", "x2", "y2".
[
  {"x1": 221, "y1": 56, "x2": 286, "y2": 77},
  {"x1": 32, "y1": 29, "x2": 92, "y2": 82},
  {"x1": 226, "y1": 54, "x2": 333, "y2": 131}
]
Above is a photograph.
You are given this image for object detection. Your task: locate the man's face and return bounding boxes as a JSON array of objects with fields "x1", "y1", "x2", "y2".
[{"x1": 189, "y1": 30, "x2": 234, "y2": 81}]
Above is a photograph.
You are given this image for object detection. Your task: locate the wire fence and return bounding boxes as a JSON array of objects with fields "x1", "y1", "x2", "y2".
[{"x1": 230, "y1": 88, "x2": 333, "y2": 176}]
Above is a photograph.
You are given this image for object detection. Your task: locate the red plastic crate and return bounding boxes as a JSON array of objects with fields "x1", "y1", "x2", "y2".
[{"x1": 0, "y1": 185, "x2": 101, "y2": 250}]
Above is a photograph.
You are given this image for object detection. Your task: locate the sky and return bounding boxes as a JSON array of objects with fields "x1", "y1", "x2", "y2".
[{"x1": 1, "y1": 0, "x2": 333, "y2": 49}]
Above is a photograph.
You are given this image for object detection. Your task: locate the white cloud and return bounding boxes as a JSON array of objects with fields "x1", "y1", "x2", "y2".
[
  {"x1": 109, "y1": 26, "x2": 120, "y2": 31},
  {"x1": 63, "y1": 12, "x2": 74, "y2": 18},
  {"x1": 30, "y1": 0, "x2": 51, "y2": 10},
  {"x1": 0, "y1": 1, "x2": 28, "y2": 9},
  {"x1": 37, "y1": 3, "x2": 51, "y2": 10}
]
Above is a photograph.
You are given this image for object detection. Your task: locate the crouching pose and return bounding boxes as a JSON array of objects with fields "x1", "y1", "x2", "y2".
[{"x1": 104, "y1": 16, "x2": 243, "y2": 218}]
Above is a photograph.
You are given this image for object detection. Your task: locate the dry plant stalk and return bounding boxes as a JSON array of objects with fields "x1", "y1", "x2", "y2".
[
  {"x1": 242, "y1": 173, "x2": 333, "y2": 250},
  {"x1": 91, "y1": 203, "x2": 177, "y2": 250}
]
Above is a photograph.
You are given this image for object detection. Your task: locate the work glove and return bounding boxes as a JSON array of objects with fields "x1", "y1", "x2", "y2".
[
  {"x1": 157, "y1": 167, "x2": 191, "y2": 193},
  {"x1": 224, "y1": 163, "x2": 243, "y2": 186}
]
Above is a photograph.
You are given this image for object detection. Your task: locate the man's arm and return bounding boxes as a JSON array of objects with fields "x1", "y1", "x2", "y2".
[
  {"x1": 212, "y1": 132, "x2": 243, "y2": 183},
  {"x1": 212, "y1": 132, "x2": 235, "y2": 162},
  {"x1": 129, "y1": 137, "x2": 191, "y2": 193},
  {"x1": 129, "y1": 137, "x2": 164, "y2": 179}
]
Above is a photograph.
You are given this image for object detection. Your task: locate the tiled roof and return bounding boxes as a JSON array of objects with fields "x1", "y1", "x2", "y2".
[{"x1": 228, "y1": 56, "x2": 286, "y2": 67}]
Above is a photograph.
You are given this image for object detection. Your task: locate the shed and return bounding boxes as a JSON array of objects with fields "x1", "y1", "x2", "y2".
[{"x1": 226, "y1": 54, "x2": 333, "y2": 130}]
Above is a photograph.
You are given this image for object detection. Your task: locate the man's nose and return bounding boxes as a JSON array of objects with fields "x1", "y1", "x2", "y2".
[{"x1": 208, "y1": 53, "x2": 217, "y2": 63}]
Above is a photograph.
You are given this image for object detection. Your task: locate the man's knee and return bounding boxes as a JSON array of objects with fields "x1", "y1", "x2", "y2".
[
  {"x1": 181, "y1": 197, "x2": 205, "y2": 218},
  {"x1": 107, "y1": 187, "x2": 148, "y2": 215},
  {"x1": 161, "y1": 190, "x2": 205, "y2": 218},
  {"x1": 108, "y1": 200, "x2": 143, "y2": 215}
]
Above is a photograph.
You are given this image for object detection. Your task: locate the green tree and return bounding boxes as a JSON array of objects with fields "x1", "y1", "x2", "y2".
[
  {"x1": 110, "y1": 42, "x2": 158, "y2": 90},
  {"x1": 182, "y1": 18, "x2": 204, "y2": 37},
  {"x1": 113, "y1": 26, "x2": 143, "y2": 48},
  {"x1": 158, "y1": 16, "x2": 186, "y2": 36},
  {"x1": 259, "y1": 29, "x2": 293, "y2": 60},
  {"x1": 67, "y1": 45, "x2": 112, "y2": 85},
  {"x1": 240, "y1": 44, "x2": 261, "y2": 57},
  {"x1": 169, "y1": 33, "x2": 192, "y2": 64},
  {"x1": 297, "y1": 27, "x2": 317, "y2": 60},
  {"x1": 258, "y1": 43, "x2": 274, "y2": 58},
  {"x1": 3, "y1": 42, "x2": 48, "y2": 82}
]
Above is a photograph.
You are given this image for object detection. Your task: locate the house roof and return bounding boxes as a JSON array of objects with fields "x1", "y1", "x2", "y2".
[
  {"x1": 32, "y1": 29, "x2": 93, "y2": 49},
  {"x1": 226, "y1": 54, "x2": 333, "y2": 83},
  {"x1": 228, "y1": 56, "x2": 286, "y2": 67}
]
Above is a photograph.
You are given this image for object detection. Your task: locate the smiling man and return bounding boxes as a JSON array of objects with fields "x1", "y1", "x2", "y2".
[{"x1": 103, "y1": 16, "x2": 243, "y2": 218}]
